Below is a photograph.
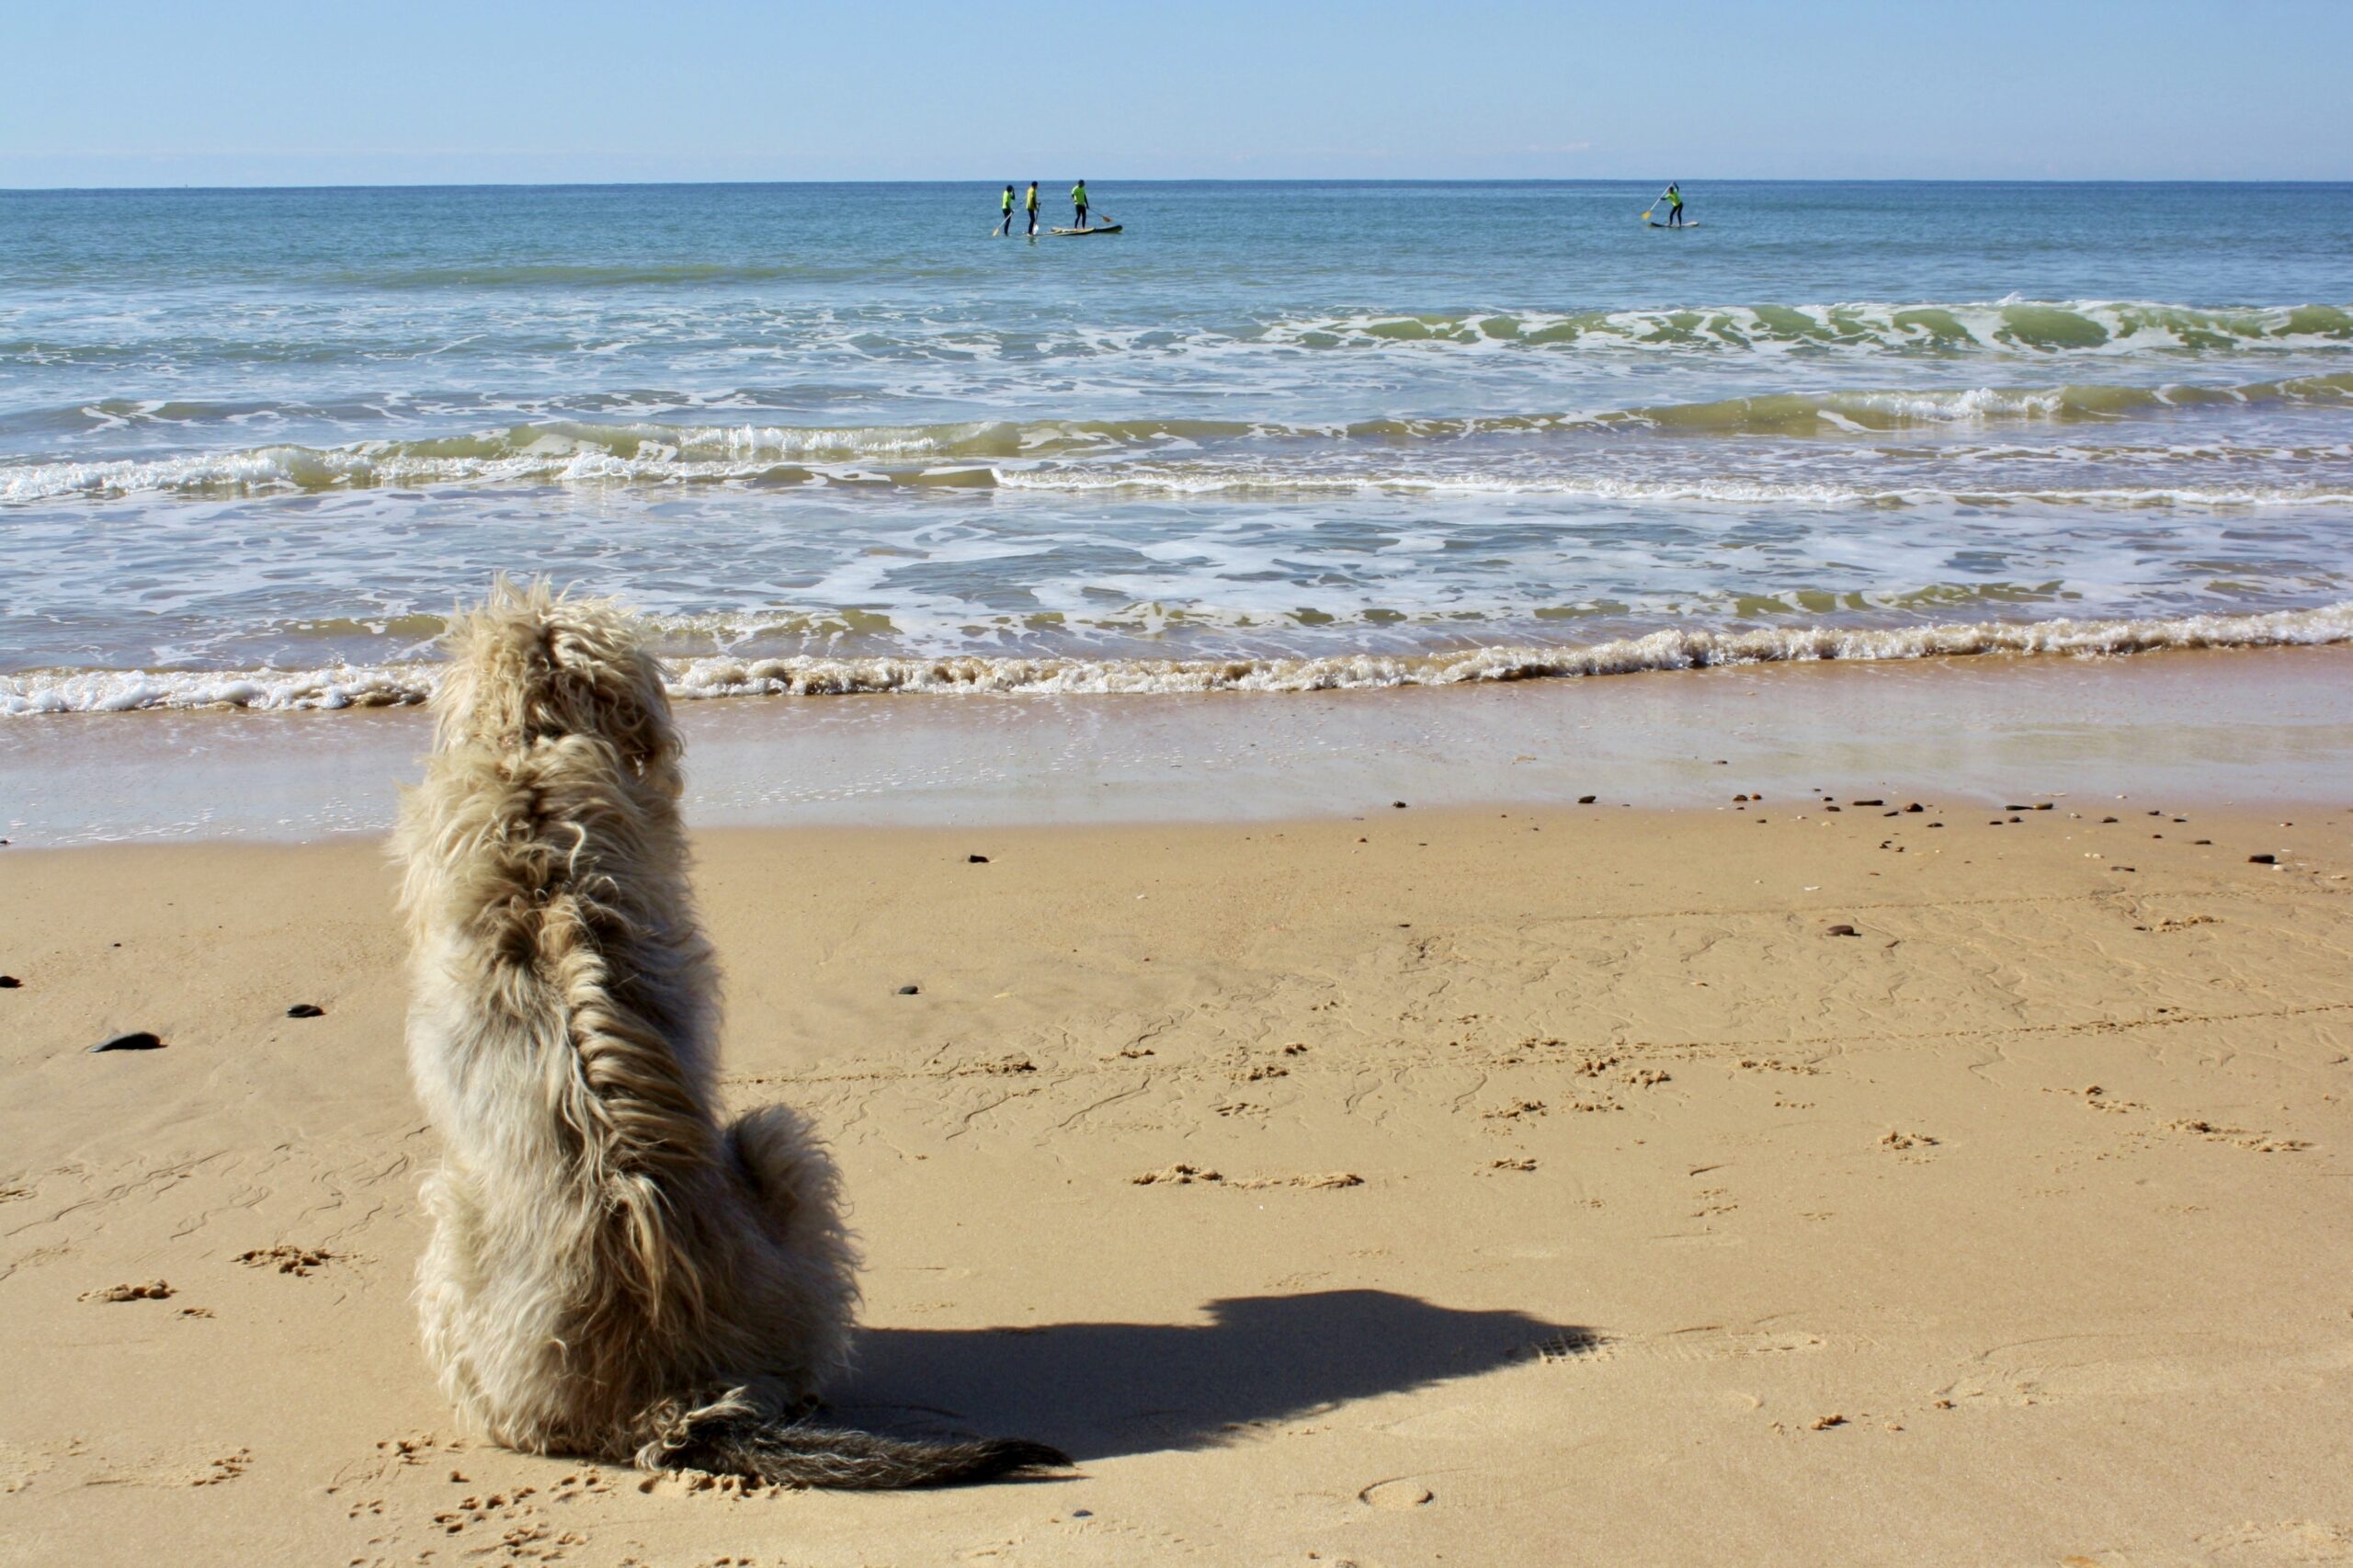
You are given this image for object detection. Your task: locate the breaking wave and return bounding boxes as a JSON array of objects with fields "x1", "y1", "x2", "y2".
[
  {"x1": 1264, "y1": 300, "x2": 2353, "y2": 355},
  {"x1": 9, "y1": 603, "x2": 2349, "y2": 716},
  {"x1": 10, "y1": 370, "x2": 2351, "y2": 502}
]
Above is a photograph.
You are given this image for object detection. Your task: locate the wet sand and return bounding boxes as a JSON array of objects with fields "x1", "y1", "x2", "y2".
[
  {"x1": 5, "y1": 643, "x2": 2352, "y2": 845},
  {"x1": 2, "y1": 797, "x2": 2349, "y2": 1565}
]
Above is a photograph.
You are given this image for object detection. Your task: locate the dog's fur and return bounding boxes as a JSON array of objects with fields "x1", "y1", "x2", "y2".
[{"x1": 392, "y1": 581, "x2": 1066, "y2": 1488}]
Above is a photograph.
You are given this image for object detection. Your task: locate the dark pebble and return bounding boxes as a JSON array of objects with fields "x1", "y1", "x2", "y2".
[
  {"x1": 2005, "y1": 804, "x2": 2030, "y2": 812},
  {"x1": 1853, "y1": 799, "x2": 1884, "y2": 807},
  {"x1": 967, "y1": 854, "x2": 990, "y2": 864},
  {"x1": 1392, "y1": 801, "x2": 1408, "y2": 809},
  {"x1": 1904, "y1": 803, "x2": 1924, "y2": 812},
  {"x1": 895, "y1": 984, "x2": 921, "y2": 995},
  {"x1": 2101, "y1": 816, "x2": 2120, "y2": 824},
  {"x1": 1825, "y1": 924, "x2": 1859, "y2": 937},
  {"x1": 2035, "y1": 803, "x2": 2054, "y2": 811},
  {"x1": 286, "y1": 1003, "x2": 324, "y2": 1018},
  {"x1": 90, "y1": 1031, "x2": 165, "y2": 1053},
  {"x1": 2248, "y1": 854, "x2": 2277, "y2": 865},
  {"x1": 0, "y1": 975, "x2": 19, "y2": 989},
  {"x1": 2194, "y1": 839, "x2": 2211, "y2": 846},
  {"x1": 1577, "y1": 795, "x2": 1597, "y2": 804}
]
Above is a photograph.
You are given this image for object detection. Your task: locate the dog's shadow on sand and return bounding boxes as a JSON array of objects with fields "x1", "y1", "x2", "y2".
[{"x1": 839, "y1": 1290, "x2": 1584, "y2": 1462}]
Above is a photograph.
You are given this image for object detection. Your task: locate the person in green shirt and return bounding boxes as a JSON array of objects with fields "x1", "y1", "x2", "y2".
[
  {"x1": 1665, "y1": 183, "x2": 1686, "y2": 228},
  {"x1": 1025, "y1": 181, "x2": 1040, "y2": 236},
  {"x1": 996, "y1": 184, "x2": 1016, "y2": 236},
  {"x1": 1071, "y1": 180, "x2": 1090, "y2": 230}
]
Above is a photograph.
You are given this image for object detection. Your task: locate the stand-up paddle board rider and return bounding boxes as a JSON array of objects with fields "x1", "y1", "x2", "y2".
[
  {"x1": 1071, "y1": 179, "x2": 1090, "y2": 229},
  {"x1": 1025, "y1": 181, "x2": 1040, "y2": 236},
  {"x1": 1665, "y1": 183, "x2": 1686, "y2": 227},
  {"x1": 997, "y1": 185, "x2": 1016, "y2": 235}
]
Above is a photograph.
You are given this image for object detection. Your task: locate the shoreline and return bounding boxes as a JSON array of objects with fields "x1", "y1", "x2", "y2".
[
  {"x1": 3, "y1": 806, "x2": 2347, "y2": 1564},
  {"x1": 9, "y1": 601, "x2": 2353, "y2": 716},
  {"x1": 5, "y1": 642, "x2": 2350, "y2": 846}
]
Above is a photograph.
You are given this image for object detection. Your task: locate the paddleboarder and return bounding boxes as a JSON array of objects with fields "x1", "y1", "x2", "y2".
[
  {"x1": 1025, "y1": 180, "x2": 1040, "y2": 236},
  {"x1": 1071, "y1": 179, "x2": 1090, "y2": 231},
  {"x1": 996, "y1": 184, "x2": 1016, "y2": 236},
  {"x1": 1665, "y1": 183, "x2": 1687, "y2": 228}
]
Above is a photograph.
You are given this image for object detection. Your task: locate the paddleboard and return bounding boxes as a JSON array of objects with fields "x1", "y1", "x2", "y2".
[
  {"x1": 1645, "y1": 221, "x2": 1700, "y2": 229},
  {"x1": 1048, "y1": 224, "x2": 1123, "y2": 236}
]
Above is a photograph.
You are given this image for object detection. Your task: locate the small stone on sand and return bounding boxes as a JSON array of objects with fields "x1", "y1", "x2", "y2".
[{"x1": 90, "y1": 1031, "x2": 165, "y2": 1053}]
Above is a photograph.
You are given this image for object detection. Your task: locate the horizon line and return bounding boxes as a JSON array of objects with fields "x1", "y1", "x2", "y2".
[{"x1": 8, "y1": 175, "x2": 2353, "y2": 195}]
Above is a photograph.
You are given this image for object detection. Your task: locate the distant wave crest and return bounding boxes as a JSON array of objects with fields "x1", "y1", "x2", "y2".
[{"x1": 1263, "y1": 300, "x2": 2353, "y2": 355}]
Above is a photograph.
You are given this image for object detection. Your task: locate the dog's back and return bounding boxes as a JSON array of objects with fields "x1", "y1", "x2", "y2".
[{"x1": 395, "y1": 582, "x2": 1064, "y2": 1486}]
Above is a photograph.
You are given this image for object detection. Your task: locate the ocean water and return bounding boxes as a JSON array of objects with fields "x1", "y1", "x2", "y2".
[{"x1": 4, "y1": 179, "x2": 2351, "y2": 713}]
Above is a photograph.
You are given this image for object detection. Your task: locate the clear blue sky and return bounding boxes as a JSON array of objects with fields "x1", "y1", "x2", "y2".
[{"x1": 6, "y1": 0, "x2": 2347, "y2": 187}]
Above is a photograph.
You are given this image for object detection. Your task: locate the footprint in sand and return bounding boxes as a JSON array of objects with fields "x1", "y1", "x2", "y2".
[
  {"x1": 235, "y1": 1244, "x2": 341, "y2": 1276},
  {"x1": 1359, "y1": 1478, "x2": 1435, "y2": 1509},
  {"x1": 1527, "y1": 1326, "x2": 1827, "y2": 1366}
]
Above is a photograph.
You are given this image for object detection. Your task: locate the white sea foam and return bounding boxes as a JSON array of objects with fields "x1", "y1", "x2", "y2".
[
  {"x1": 10, "y1": 605, "x2": 2348, "y2": 716},
  {"x1": 990, "y1": 465, "x2": 2353, "y2": 507},
  {"x1": 0, "y1": 665, "x2": 436, "y2": 716},
  {"x1": 1257, "y1": 300, "x2": 2353, "y2": 356},
  {"x1": 10, "y1": 369, "x2": 2351, "y2": 503}
]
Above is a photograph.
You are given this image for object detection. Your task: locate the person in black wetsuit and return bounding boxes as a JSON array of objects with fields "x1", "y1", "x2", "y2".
[
  {"x1": 1025, "y1": 181, "x2": 1040, "y2": 236},
  {"x1": 997, "y1": 185, "x2": 1016, "y2": 236},
  {"x1": 1665, "y1": 183, "x2": 1686, "y2": 227}
]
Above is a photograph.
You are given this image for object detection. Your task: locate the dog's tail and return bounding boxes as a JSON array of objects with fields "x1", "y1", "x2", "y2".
[{"x1": 653, "y1": 1412, "x2": 1072, "y2": 1490}]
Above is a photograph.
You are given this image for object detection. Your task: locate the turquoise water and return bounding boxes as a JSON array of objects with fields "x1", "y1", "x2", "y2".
[{"x1": 4, "y1": 180, "x2": 2351, "y2": 710}]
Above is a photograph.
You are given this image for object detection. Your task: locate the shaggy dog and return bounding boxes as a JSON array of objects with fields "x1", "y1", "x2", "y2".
[{"x1": 393, "y1": 581, "x2": 1067, "y2": 1488}]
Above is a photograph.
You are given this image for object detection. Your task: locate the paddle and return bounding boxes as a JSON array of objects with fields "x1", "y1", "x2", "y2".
[{"x1": 1640, "y1": 186, "x2": 1671, "y2": 222}]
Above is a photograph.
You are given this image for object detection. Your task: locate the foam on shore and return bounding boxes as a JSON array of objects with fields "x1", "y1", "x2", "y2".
[{"x1": 7, "y1": 603, "x2": 2350, "y2": 716}]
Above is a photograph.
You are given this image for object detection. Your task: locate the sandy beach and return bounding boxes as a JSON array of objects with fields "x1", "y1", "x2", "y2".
[
  {"x1": 8, "y1": 45, "x2": 2353, "y2": 1568},
  {"x1": 5, "y1": 791, "x2": 2348, "y2": 1565}
]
